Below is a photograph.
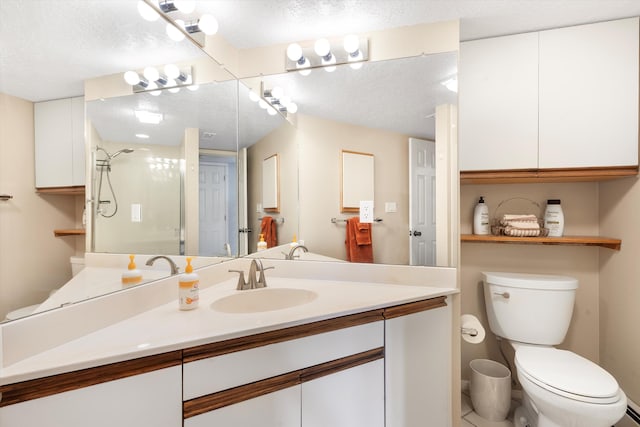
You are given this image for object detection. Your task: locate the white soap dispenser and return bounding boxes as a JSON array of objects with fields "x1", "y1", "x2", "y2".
[
  {"x1": 178, "y1": 257, "x2": 199, "y2": 310},
  {"x1": 473, "y1": 197, "x2": 490, "y2": 235}
]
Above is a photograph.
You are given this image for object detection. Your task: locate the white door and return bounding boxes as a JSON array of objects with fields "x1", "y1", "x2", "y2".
[
  {"x1": 409, "y1": 138, "x2": 436, "y2": 266},
  {"x1": 238, "y1": 147, "x2": 249, "y2": 256},
  {"x1": 199, "y1": 161, "x2": 228, "y2": 256}
]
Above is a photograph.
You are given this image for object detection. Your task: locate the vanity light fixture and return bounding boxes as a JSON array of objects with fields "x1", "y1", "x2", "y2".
[
  {"x1": 135, "y1": 110, "x2": 163, "y2": 125},
  {"x1": 140, "y1": 0, "x2": 219, "y2": 47},
  {"x1": 259, "y1": 84, "x2": 298, "y2": 116},
  {"x1": 285, "y1": 35, "x2": 368, "y2": 73},
  {"x1": 124, "y1": 65, "x2": 193, "y2": 94},
  {"x1": 137, "y1": 1, "x2": 160, "y2": 21}
]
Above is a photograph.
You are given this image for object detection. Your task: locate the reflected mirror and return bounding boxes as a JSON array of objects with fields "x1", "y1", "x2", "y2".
[{"x1": 247, "y1": 52, "x2": 458, "y2": 265}]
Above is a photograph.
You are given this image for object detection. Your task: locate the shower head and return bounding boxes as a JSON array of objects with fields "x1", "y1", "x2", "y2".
[{"x1": 110, "y1": 148, "x2": 134, "y2": 159}]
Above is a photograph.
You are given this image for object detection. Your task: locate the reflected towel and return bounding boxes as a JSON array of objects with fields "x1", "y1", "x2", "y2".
[
  {"x1": 345, "y1": 217, "x2": 373, "y2": 263},
  {"x1": 260, "y1": 216, "x2": 278, "y2": 248}
]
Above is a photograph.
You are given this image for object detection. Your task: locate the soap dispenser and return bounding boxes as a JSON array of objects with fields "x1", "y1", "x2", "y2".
[
  {"x1": 257, "y1": 234, "x2": 267, "y2": 252},
  {"x1": 122, "y1": 254, "x2": 143, "y2": 286},
  {"x1": 290, "y1": 234, "x2": 299, "y2": 248},
  {"x1": 179, "y1": 257, "x2": 199, "y2": 310}
]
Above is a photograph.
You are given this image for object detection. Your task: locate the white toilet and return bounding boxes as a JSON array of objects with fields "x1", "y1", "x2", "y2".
[{"x1": 482, "y1": 271, "x2": 627, "y2": 427}]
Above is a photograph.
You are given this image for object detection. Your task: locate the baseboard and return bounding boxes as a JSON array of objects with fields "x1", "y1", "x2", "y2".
[{"x1": 615, "y1": 398, "x2": 640, "y2": 427}]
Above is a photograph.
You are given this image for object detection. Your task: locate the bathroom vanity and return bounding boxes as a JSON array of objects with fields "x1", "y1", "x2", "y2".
[{"x1": 0, "y1": 258, "x2": 457, "y2": 427}]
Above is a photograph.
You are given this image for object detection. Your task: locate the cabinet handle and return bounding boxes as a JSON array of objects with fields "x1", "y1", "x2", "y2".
[
  {"x1": 493, "y1": 292, "x2": 510, "y2": 299},
  {"x1": 0, "y1": 194, "x2": 13, "y2": 201}
]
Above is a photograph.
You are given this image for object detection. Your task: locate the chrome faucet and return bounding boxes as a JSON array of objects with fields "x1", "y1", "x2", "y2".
[
  {"x1": 230, "y1": 259, "x2": 274, "y2": 290},
  {"x1": 145, "y1": 255, "x2": 179, "y2": 275},
  {"x1": 286, "y1": 244, "x2": 308, "y2": 260}
]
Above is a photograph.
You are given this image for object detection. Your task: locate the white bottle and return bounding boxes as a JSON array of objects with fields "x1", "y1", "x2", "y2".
[
  {"x1": 473, "y1": 197, "x2": 490, "y2": 235},
  {"x1": 179, "y1": 257, "x2": 199, "y2": 310},
  {"x1": 544, "y1": 199, "x2": 565, "y2": 237}
]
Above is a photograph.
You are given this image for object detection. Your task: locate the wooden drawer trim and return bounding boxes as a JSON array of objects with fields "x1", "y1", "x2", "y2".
[
  {"x1": 0, "y1": 350, "x2": 182, "y2": 407},
  {"x1": 183, "y1": 348, "x2": 383, "y2": 419},
  {"x1": 300, "y1": 347, "x2": 384, "y2": 383},
  {"x1": 36, "y1": 185, "x2": 85, "y2": 195},
  {"x1": 183, "y1": 309, "x2": 384, "y2": 362},
  {"x1": 460, "y1": 166, "x2": 638, "y2": 185},
  {"x1": 383, "y1": 296, "x2": 447, "y2": 320}
]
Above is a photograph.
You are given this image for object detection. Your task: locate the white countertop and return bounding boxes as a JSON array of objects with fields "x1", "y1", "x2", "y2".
[{"x1": 0, "y1": 276, "x2": 456, "y2": 385}]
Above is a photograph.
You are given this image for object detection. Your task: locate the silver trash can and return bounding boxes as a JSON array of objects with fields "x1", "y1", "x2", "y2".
[{"x1": 469, "y1": 359, "x2": 511, "y2": 421}]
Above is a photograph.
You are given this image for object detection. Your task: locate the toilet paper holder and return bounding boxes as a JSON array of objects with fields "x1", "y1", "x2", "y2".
[{"x1": 461, "y1": 326, "x2": 478, "y2": 337}]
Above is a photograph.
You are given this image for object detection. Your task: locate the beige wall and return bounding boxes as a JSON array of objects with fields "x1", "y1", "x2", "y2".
[
  {"x1": 296, "y1": 114, "x2": 410, "y2": 264},
  {"x1": 599, "y1": 176, "x2": 640, "y2": 404},
  {"x1": 248, "y1": 121, "x2": 299, "y2": 251},
  {"x1": 460, "y1": 182, "x2": 601, "y2": 381},
  {"x1": 0, "y1": 93, "x2": 77, "y2": 319}
]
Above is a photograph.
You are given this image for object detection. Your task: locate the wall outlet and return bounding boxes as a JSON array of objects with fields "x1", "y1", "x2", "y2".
[{"x1": 360, "y1": 200, "x2": 374, "y2": 223}]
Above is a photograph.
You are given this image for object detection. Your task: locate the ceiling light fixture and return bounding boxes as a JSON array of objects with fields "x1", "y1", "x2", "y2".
[
  {"x1": 135, "y1": 110, "x2": 163, "y2": 125},
  {"x1": 442, "y1": 77, "x2": 458, "y2": 93},
  {"x1": 285, "y1": 35, "x2": 368, "y2": 73}
]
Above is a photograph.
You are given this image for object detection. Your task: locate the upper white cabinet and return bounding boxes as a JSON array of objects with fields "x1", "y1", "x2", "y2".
[
  {"x1": 538, "y1": 18, "x2": 639, "y2": 168},
  {"x1": 34, "y1": 96, "x2": 85, "y2": 188},
  {"x1": 459, "y1": 32, "x2": 539, "y2": 171},
  {"x1": 459, "y1": 17, "x2": 639, "y2": 172}
]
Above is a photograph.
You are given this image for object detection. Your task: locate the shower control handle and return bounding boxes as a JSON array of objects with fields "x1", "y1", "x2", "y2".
[{"x1": 493, "y1": 291, "x2": 510, "y2": 299}]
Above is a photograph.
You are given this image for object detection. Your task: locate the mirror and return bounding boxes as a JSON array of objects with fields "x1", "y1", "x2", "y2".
[
  {"x1": 245, "y1": 52, "x2": 458, "y2": 265},
  {"x1": 341, "y1": 150, "x2": 374, "y2": 213},
  {"x1": 262, "y1": 154, "x2": 280, "y2": 212}
]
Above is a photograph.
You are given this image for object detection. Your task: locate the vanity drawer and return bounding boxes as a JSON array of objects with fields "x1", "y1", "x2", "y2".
[{"x1": 183, "y1": 320, "x2": 383, "y2": 400}]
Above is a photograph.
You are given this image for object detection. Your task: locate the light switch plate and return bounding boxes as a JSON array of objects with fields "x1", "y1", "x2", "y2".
[
  {"x1": 131, "y1": 203, "x2": 141, "y2": 222},
  {"x1": 385, "y1": 202, "x2": 397, "y2": 213}
]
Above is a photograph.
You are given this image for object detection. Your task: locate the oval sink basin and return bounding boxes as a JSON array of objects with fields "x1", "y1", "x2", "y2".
[{"x1": 211, "y1": 288, "x2": 318, "y2": 313}]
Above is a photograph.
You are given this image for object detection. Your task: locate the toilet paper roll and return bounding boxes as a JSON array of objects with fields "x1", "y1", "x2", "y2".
[{"x1": 461, "y1": 314, "x2": 486, "y2": 344}]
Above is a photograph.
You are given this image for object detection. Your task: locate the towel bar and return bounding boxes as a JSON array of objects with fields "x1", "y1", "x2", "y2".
[
  {"x1": 258, "y1": 217, "x2": 285, "y2": 224},
  {"x1": 331, "y1": 217, "x2": 382, "y2": 223}
]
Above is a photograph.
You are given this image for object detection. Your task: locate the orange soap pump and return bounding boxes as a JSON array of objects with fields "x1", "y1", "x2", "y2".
[
  {"x1": 179, "y1": 257, "x2": 199, "y2": 310},
  {"x1": 122, "y1": 254, "x2": 143, "y2": 286}
]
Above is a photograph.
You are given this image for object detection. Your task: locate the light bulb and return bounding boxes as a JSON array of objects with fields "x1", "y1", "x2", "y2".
[
  {"x1": 143, "y1": 67, "x2": 160, "y2": 82},
  {"x1": 248, "y1": 91, "x2": 260, "y2": 102},
  {"x1": 296, "y1": 58, "x2": 311, "y2": 76},
  {"x1": 169, "y1": 87, "x2": 180, "y2": 93},
  {"x1": 124, "y1": 71, "x2": 141, "y2": 86},
  {"x1": 267, "y1": 106, "x2": 277, "y2": 116},
  {"x1": 343, "y1": 34, "x2": 360, "y2": 55},
  {"x1": 166, "y1": 20, "x2": 185, "y2": 42},
  {"x1": 322, "y1": 55, "x2": 337, "y2": 72},
  {"x1": 198, "y1": 14, "x2": 218, "y2": 35},
  {"x1": 286, "y1": 43, "x2": 303, "y2": 62},
  {"x1": 186, "y1": 84, "x2": 199, "y2": 91},
  {"x1": 287, "y1": 102, "x2": 298, "y2": 114},
  {"x1": 258, "y1": 99, "x2": 268, "y2": 109},
  {"x1": 271, "y1": 86, "x2": 284, "y2": 99},
  {"x1": 137, "y1": 1, "x2": 159, "y2": 21},
  {"x1": 164, "y1": 64, "x2": 180, "y2": 80},
  {"x1": 280, "y1": 96, "x2": 291, "y2": 107},
  {"x1": 314, "y1": 38, "x2": 331, "y2": 58},
  {"x1": 174, "y1": 0, "x2": 196, "y2": 13},
  {"x1": 348, "y1": 50, "x2": 364, "y2": 70},
  {"x1": 349, "y1": 61, "x2": 363, "y2": 70}
]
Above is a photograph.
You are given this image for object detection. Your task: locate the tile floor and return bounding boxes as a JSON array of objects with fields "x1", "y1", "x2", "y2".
[{"x1": 461, "y1": 390, "x2": 518, "y2": 427}]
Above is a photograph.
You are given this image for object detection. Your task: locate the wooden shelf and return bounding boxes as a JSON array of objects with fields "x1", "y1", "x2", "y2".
[
  {"x1": 53, "y1": 229, "x2": 86, "y2": 237},
  {"x1": 460, "y1": 166, "x2": 638, "y2": 185},
  {"x1": 36, "y1": 186, "x2": 85, "y2": 196},
  {"x1": 461, "y1": 234, "x2": 621, "y2": 251}
]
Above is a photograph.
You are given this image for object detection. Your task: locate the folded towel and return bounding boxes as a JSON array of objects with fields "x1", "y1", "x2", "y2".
[
  {"x1": 503, "y1": 220, "x2": 540, "y2": 230},
  {"x1": 504, "y1": 227, "x2": 541, "y2": 237},
  {"x1": 501, "y1": 214, "x2": 538, "y2": 222},
  {"x1": 355, "y1": 223, "x2": 372, "y2": 245}
]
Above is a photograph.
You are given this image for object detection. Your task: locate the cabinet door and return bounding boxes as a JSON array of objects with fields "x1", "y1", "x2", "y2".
[
  {"x1": 385, "y1": 305, "x2": 452, "y2": 427},
  {"x1": 301, "y1": 359, "x2": 384, "y2": 427},
  {"x1": 71, "y1": 96, "x2": 85, "y2": 186},
  {"x1": 459, "y1": 33, "x2": 539, "y2": 171},
  {"x1": 0, "y1": 366, "x2": 182, "y2": 427},
  {"x1": 35, "y1": 98, "x2": 74, "y2": 188},
  {"x1": 539, "y1": 18, "x2": 639, "y2": 168},
  {"x1": 186, "y1": 385, "x2": 300, "y2": 427}
]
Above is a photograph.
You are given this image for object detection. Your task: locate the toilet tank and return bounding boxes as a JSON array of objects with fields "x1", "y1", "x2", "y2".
[{"x1": 482, "y1": 272, "x2": 578, "y2": 345}]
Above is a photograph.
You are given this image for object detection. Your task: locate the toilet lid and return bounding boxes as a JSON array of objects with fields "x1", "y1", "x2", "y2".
[{"x1": 516, "y1": 347, "x2": 620, "y2": 403}]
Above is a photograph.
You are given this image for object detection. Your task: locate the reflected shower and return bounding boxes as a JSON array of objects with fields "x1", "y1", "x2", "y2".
[{"x1": 95, "y1": 146, "x2": 134, "y2": 218}]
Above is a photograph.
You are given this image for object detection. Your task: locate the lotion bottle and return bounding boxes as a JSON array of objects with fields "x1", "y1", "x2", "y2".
[
  {"x1": 257, "y1": 234, "x2": 267, "y2": 251},
  {"x1": 473, "y1": 196, "x2": 490, "y2": 235},
  {"x1": 122, "y1": 254, "x2": 142, "y2": 286},
  {"x1": 179, "y1": 257, "x2": 199, "y2": 310},
  {"x1": 544, "y1": 199, "x2": 565, "y2": 237}
]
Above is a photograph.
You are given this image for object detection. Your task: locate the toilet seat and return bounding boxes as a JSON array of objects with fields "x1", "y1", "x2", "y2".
[{"x1": 515, "y1": 346, "x2": 620, "y2": 404}]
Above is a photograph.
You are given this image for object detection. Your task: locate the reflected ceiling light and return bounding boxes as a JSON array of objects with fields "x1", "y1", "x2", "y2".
[
  {"x1": 442, "y1": 77, "x2": 458, "y2": 93},
  {"x1": 296, "y1": 58, "x2": 312, "y2": 76},
  {"x1": 267, "y1": 106, "x2": 278, "y2": 116},
  {"x1": 287, "y1": 102, "x2": 298, "y2": 114},
  {"x1": 248, "y1": 90, "x2": 260, "y2": 102},
  {"x1": 137, "y1": 1, "x2": 159, "y2": 21},
  {"x1": 322, "y1": 55, "x2": 337, "y2": 72},
  {"x1": 135, "y1": 110, "x2": 163, "y2": 124},
  {"x1": 258, "y1": 99, "x2": 269, "y2": 109},
  {"x1": 148, "y1": 82, "x2": 162, "y2": 96},
  {"x1": 186, "y1": 84, "x2": 199, "y2": 91},
  {"x1": 168, "y1": 86, "x2": 180, "y2": 93},
  {"x1": 136, "y1": 133, "x2": 150, "y2": 139},
  {"x1": 196, "y1": 14, "x2": 219, "y2": 35},
  {"x1": 166, "y1": 19, "x2": 186, "y2": 41}
]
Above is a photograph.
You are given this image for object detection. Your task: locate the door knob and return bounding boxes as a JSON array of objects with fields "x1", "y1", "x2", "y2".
[{"x1": 412, "y1": 230, "x2": 422, "y2": 237}]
